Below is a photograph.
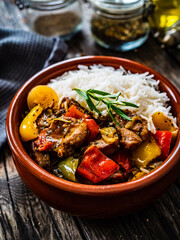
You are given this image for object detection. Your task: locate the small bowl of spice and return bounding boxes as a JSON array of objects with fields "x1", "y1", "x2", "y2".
[{"x1": 89, "y1": 0, "x2": 151, "y2": 51}]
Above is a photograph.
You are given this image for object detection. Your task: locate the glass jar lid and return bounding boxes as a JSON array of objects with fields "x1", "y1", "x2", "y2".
[
  {"x1": 15, "y1": 0, "x2": 75, "y2": 10},
  {"x1": 89, "y1": 0, "x2": 147, "y2": 16}
]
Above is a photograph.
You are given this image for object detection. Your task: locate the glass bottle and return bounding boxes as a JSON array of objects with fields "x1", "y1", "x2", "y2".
[
  {"x1": 148, "y1": 0, "x2": 180, "y2": 46},
  {"x1": 89, "y1": 0, "x2": 151, "y2": 51}
]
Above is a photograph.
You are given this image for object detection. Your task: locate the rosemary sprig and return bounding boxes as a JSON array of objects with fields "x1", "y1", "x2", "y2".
[{"x1": 73, "y1": 88, "x2": 139, "y2": 127}]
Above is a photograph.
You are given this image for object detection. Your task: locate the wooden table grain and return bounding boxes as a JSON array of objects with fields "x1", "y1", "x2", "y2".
[{"x1": 0, "y1": 1, "x2": 180, "y2": 239}]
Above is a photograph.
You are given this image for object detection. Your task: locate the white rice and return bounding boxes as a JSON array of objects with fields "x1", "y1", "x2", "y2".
[{"x1": 48, "y1": 64, "x2": 176, "y2": 132}]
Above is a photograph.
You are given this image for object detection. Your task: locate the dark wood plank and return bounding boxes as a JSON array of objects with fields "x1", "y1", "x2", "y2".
[
  {"x1": 0, "y1": 147, "x2": 20, "y2": 240},
  {"x1": 49, "y1": 209, "x2": 83, "y2": 240},
  {"x1": 165, "y1": 47, "x2": 180, "y2": 67}
]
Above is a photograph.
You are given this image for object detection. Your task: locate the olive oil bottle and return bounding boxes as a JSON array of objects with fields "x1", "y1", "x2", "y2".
[
  {"x1": 149, "y1": 0, "x2": 180, "y2": 30},
  {"x1": 148, "y1": 0, "x2": 180, "y2": 46}
]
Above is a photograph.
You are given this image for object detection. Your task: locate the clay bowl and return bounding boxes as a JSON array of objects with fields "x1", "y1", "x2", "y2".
[{"x1": 6, "y1": 56, "x2": 180, "y2": 218}]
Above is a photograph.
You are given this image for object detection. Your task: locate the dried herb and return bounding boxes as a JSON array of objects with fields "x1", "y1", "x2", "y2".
[{"x1": 91, "y1": 15, "x2": 149, "y2": 48}]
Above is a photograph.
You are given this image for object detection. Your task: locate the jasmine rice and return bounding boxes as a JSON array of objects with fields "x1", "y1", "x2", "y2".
[{"x1": 48, "y1": 65, "x2": 175, "y2": 132}]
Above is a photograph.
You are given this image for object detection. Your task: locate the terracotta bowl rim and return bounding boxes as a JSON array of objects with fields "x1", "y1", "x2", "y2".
[{"x1": 6, "y1": 56, "x2": 180, "y2": 196}]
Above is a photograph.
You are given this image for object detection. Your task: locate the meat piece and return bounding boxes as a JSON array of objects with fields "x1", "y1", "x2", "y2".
[
  {"x1": 96, "y1": 115, "x2": 112, "y2": 128},
  {"x1": 37, "y1": 108, "x2": 65, "y2": 130},
  {"x1": 115, "y1": 111, "x2": 149, "y2": 149},
  {"x1": 115, "y1": 111, "x2": 134, "y2": 128},
  {"x1": 88, "y1": 138, "x2": 119, "y2": 155},
  {"x1": 60, "y1": 97, "x2": 91, "y2": 116},
  {"x1": 118, "y1": 128, "x2": 142, "y2": 149},
  {"x1": 31, "y1": 142, "x2": 50, "y2": 168},
  {"x1": 125, "y1": 116, "x2": 149, "y2": 141},
  {"x1": 87, "y1": 126, "x2": 119, "y2": 155},
  {"x1": 35, "y1": 117, "x2": 89, "y2": 158}
]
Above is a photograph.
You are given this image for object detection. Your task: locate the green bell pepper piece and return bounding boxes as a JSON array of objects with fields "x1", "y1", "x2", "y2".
[{"x1": 58, "y1": 156, "x2": 79, "y2": 182}]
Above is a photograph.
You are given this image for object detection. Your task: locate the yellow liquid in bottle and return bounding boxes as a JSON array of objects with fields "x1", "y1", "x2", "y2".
[{"x1": 149, "y1": 0, "x2": 180, "y2": 30}]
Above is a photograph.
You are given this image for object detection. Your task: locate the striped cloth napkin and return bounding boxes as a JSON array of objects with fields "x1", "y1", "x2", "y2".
[{"x1": 0, "y1": 28, "x2": 68, "y2": 148}]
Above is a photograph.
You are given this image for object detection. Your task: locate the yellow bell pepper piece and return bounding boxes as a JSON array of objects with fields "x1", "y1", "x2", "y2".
[
  {"x1": 132, "y1": 136, "x2": 161, "y2": 168},
  {"x1": 132, "y1": 171, "x2": 146, "y2": 180},
  {"x1": 19, "y1": 105, "x2": 43, "y2": 142},
  {"x1": 27, "y1": 85, "x2": 59, "y2": 110},
  {"x1": 152, "y1": 112, "x2": 177, "y2": 131},
  {"x1": 100, "y1": 127, "x2": 118, "y2": 143},
  {"x1": 152, "y1": 111, "x2": 178, "y2": 143}
]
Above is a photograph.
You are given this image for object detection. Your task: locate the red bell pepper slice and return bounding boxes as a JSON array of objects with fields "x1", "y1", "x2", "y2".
[
  {"x1": 153, "y1": 131, "x2": 172, "y2": 160},
  {"x1": 84, "y1": 119, "x2": 100, "y2": 142},
  {"x1": 77, "y1": 145, "x2": 119, "y2": 183},
  {"x1": 65, "y1": 105, "x2": 90, "y2": 119},
  {"x1": 110, "y1": 150, "x2": 132, "y2": 173},
  {"x1": 35, "y1": 129, "x2": 53, "y2": 152}
]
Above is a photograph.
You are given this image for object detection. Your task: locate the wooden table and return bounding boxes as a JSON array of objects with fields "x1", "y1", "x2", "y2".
[{"x1": 0, "y1": 1, "x2": 180, "y2": 239}]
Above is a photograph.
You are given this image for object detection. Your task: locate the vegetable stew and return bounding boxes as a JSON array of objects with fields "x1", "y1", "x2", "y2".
[{"x1": 20, "y1": 85, "x2": 178, "y2": 184}]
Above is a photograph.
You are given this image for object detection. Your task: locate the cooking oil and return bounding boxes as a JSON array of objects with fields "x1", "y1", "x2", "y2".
[
  {"x1": 149, "y1": 0, "x2": 180, "y2": 30},
  {"x1": 148, "y1": 0, "x2": 180, "y2": 46}
]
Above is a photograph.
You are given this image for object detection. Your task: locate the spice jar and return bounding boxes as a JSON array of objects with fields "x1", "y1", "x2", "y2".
[
  {"x1": 89, "y1": 0, "x2": 151, "y2": 51},
  {"x1": 16, "y1": 0, "x2": 82, "y2": 39}
]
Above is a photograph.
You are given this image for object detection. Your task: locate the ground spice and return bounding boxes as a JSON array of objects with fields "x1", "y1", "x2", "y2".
[{"x1": 34, "y1": 11, "x2": 81, "y2": 37}]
